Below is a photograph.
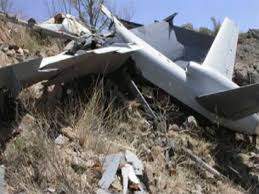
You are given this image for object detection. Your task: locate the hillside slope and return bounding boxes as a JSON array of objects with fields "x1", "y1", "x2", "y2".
[{"x1": 0, "y1": 19, "x2": 259, "y2": 194}]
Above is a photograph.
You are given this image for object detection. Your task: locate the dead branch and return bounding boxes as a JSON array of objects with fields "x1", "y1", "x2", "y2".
[
  {"x1": 0, "y1": 0, "x2": 13, "y2": 13},
  {"x1": 180, "y1": 147, "x2": 226, "y2": 180}
]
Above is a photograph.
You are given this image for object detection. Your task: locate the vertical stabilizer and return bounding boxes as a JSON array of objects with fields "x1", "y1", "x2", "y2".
[{"x1": 203, "y1": 18, "x2": 239, "y2": 80}]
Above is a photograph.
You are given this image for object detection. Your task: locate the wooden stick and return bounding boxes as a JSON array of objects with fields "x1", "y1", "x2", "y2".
[{"x1": 180, "y1": 147, "x2": 226, "y2": 180}]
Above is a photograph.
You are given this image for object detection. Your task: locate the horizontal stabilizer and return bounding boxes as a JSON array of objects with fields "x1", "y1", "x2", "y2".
[{"x1": 196, "y1": 84, "x2": 259, "y2": 120}]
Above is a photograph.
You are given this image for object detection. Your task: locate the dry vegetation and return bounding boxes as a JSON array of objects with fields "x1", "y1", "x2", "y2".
[
  {"x1": 1, "y1": 77, "x2": 248, "y2": 194},
  {"x1": 0, "y1": 13, "x2": 259, "y2": 194},
  {"x1": 0, "y1": 20, "x2": 63, "y2": 60}
]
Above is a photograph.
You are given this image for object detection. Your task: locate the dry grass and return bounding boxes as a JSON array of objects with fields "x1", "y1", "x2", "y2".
[
  {"x1": 4, "y1": 81, "x2": 128, "y2": 193},
  {"x1": 0, "y1": 20, "x2": 63, "y2": 57},
  {"x1": 2, "y1": 81, "x2": 247, "y2": 194}
]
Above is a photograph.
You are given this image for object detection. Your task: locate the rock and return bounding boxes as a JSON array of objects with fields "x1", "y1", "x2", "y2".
[
  {"x1": 71, "y1": 156, "x2": 94, "y2": 173},
  {"x1": 249, "y1": 70, "x2": 259, "y2": 83},
  {"x1": 54, "y1": 134, "x2": 68, "y2": 145},
  {"x1": 187, "y1": 116, "x2": 198, "y2": 128},
  {"x1": 61, "y1": 127, "x2": 77, "y2": 141},
  {"x1": 28, "y1": 83, "x2": 44, "y2": 99},
  {"x1": 234, "y1": 64, "x2": 249, "y2": 85},
  {"x1": 16, "y1": 48, "x2": 24, "y2": 55},
  {"x1": 167, "y1": 130, "x2": 177, "y2": 138},
  {"x1": 249, "y1": 29, "x2": 259, "y2": 40},
  {"x1": 0, "y1": 51, "x2": 12, "y2": 66},
  {"x1": 18, "y1": 114, "x2": 36, "y2": 131},
  {"x1": 235, "y1": 60, "x2": 259, "y2": 85},
  {"x1": 151, "y1": 146, "x2": 165, "y2": 163},
  {"x1": 15, "y1": 54, "x2": 24, "y2": 62},
  {"x1": 1, "y1": 44, "x2": 9, "y2": 53},
  {"x1": 6, "y1": 49, "x2": 15, "y2": 57},
  {"x1": 111, "y1": 176, "x2": 122, "y2": 192},
  {"x1": 23, "y1": 49, "x2": 30, "y2": 55},
  {"x1": 169, "y1": 124, "x2": 180, "y2": 131}
]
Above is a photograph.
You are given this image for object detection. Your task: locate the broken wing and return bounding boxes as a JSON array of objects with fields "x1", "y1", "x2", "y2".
[{"x1": 39, "y1": 43, "x2": 140, "y2": 85}]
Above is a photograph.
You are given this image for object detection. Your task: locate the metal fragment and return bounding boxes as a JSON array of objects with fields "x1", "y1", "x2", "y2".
[
  {"x1": 96, "y1": 189, "x2": 112, "y2": 194},
  {"x1": 125, "y1": 150, "x2": 144, "y2": 175},
  {"x1": 0, "y1": 165, "x2": 6, "y2": 194},
  {"x1": 98, "y1": 153, "x2": 123, "y2": 190}
]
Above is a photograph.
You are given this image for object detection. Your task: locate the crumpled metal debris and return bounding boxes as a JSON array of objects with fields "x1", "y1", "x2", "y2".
[
  {"x1": 40, "y1": 13, "x2": 92, "y2": 37},
  {"x1": 122, "y1": 164, "x2": 141, "y2": 194},
  {"x1": 96, "y1": 188, "x2": 112, "y2": 194},
  {"x1": 98, "y1": 153, "x2": 123, "y2": 190},
  {"x1": 125, "y1": 150, "x2": 144, "y2": 176},
  {"x1": 97, "y1": 150, "x2": 145, "y2": 194},
  {"x1": 0, "y1": 165, "x2": 6, "y2": 194}
]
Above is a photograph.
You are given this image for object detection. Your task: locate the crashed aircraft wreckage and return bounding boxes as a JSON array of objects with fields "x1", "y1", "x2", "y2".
[{"x1": 0, "y1": 5, "x2": 259, "y2": 135}]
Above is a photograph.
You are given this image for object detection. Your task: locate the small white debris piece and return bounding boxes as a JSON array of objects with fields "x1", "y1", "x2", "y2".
[
  {"x1": 96, "y1": 188, "x2": 112, "y2": 194},
  {"x1": 121, "y1": 164, "x2": 129, "y2": 194},
  {"x1": 187, "y1": 116, "x2": 198, "y2": 128},
  {"x1": 0, "y1": 165, "x2": 6, "y2": 194},
  {"x1": 66, "y1": 89, "x2": 72, "y2": 95},
  {"x1": 125, "y1": 150, "x2": 144, "y2": 175},
  {"x1": 98, "y1": 153, "x2": 123, "y2": 190},
  {"x1": 46, "y1": 187, "x2": 56, "y2": 193},
  {"x1": 126, "y1": 164, "x2": 140, "y2": 184},
  {"x1": 122, "y1": 164, "x2": 140, "y2": 194}
]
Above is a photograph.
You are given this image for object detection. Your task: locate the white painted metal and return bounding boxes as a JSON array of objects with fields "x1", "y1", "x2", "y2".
[
  {"x1": 101, "y1": 5, "x2": 259, "y2": 134},
  {"x1": 203, "y1": 18, "x2": 239, "y2": 80}
]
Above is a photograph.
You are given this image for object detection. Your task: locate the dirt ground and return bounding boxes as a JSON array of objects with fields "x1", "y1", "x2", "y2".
[{"x1": 0, "y1": 20, "x2": 259, "y2": 194}]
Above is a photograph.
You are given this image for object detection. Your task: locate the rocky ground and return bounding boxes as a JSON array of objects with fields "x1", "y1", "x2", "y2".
[{"x1": 0, "y1": 20, "x2": 259, "y2": 194}]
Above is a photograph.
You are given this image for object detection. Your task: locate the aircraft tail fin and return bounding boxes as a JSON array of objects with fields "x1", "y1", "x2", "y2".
[
  {"x1": 203, "y1": 18, "x2": 239, "y2": 80},
  {"x1": 197, "y1": 83, "x2": 259, "y2": 120}
]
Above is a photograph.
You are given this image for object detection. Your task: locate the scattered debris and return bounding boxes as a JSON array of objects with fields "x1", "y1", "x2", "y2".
[
  {"x1": 122, "y1": 164, "x2": 141, "y2": 194},
  {"x1": 98, "y1": 151, "x2": 145, "y2": 194},
  {"x1": 0, "y1": 11, "x2": 80, "y2": 40},
  {"x1": 0, "y1": 165, "x2": 6, "y2": 194},
  {"x1": 96, "y1": 189, "x2": 112, "y2": 194},
  {"x1": 39, "y1": 13, "x2": 92, "y2": 37},
  {"x1": 125, "y1": 150, "x2": 144, "y2": 175},
  {"x1": 187, "y1": 115, "x2": 198, "y2": 128},
  {"x1": 0, "y1": 3, "x2": 259, "y2": 194},
  {"x1": 98, "y1": 153, "x2": 123, "y2": 190}
]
